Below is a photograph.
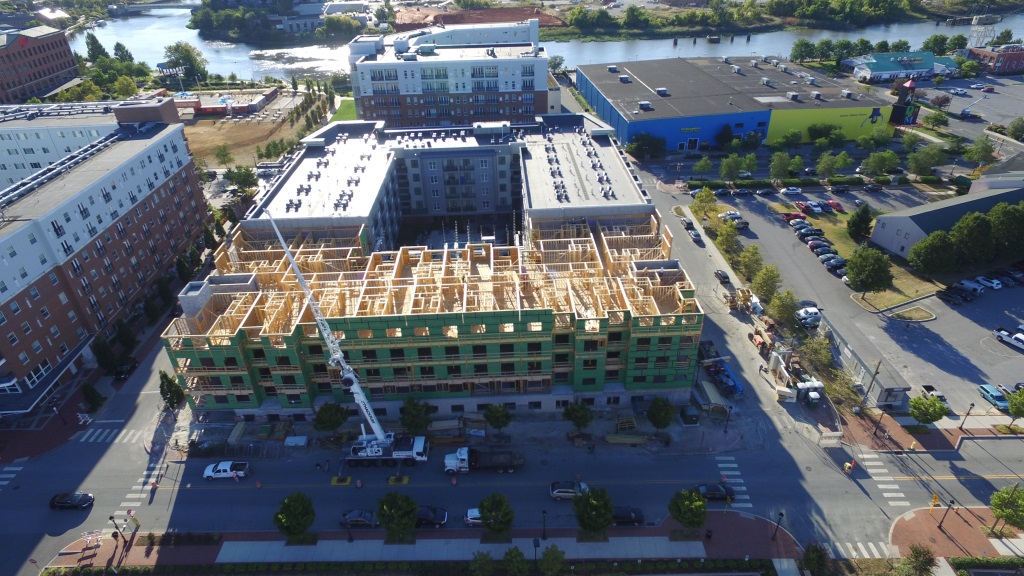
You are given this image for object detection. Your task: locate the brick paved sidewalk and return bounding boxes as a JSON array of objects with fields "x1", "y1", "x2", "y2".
[
  {"x1": 892, "y1": 507, "x2": 1001, "y2": 558},
  {"x1": 841, "y1": 410, "x2": 1002, "y2": 452},
  {"x1": 48, "y1": 511, "x2": 801, "y2": 570}
]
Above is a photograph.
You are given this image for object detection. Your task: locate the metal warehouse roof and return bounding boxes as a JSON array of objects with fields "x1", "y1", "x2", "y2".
[{"x1": 577, "y1": 57, "x2": 892, "y2": 121}]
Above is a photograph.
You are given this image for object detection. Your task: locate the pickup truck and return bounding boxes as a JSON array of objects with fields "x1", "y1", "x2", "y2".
[
  {"x1": 993, "y1": 328, "x2": 1024, "y2": 352},
  {"x1": 444, "y1": 447, "x2": 525, "y2": 475},
  {"x1": 203, "y1": 461, "x2": 250, "y2": 480},
  {"x1": 922, "y1": 385, "x2": 952, "y2": 414}
]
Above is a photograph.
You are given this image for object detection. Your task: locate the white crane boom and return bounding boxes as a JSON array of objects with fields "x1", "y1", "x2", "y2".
[{"x1": 267, "y1": 217, "x2": 388, "y2": 442}]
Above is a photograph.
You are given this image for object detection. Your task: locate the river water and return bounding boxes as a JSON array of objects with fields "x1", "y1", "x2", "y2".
[{"x1": 70, "y1": 7, "x2": 1024, "y2": 80}]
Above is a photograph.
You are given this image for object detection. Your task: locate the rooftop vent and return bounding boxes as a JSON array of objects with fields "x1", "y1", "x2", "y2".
[
  {"x1": 771, "y1": 59, "x2": 780, "y2": 67},
  {"x1": 655, "y1": 87, "x2": 668, "y2": 96},
  {"x1": 638, "y1": 101, "x2": 652, "y2": 110},
  {"x1": 721, "y1": 56, "x2": 730, "y2": 63},
  {"x1": 810, "y1": 91, "x2": 822, "y2": 100},
  {"x1": 840, "y1": 89, "x2": 853, "y2": 98},
  {"x1": 731, "y1": 65, "x2": 741, "y2": 73},
  {"x1": 806, "y1": 77, "x2": 816, "y2": 85},
  {"x1": 787, "y1": 91, "x2": 799, "y2": 100},
  {"x1": 607, "y1": 65, "x2": 618, "y2": 73},
  {"x1": 619, "y1": 75, "x2": 630, "y2": 83},
  {"x1": 779, "y1": 64, "x2": 789, "y2": 73},
  {"x1": 750, "y1": 60, "x2": 758, "y2": 67},
  {"x1": 761, "y1": 77, "x2": 772, "y2": 86}
]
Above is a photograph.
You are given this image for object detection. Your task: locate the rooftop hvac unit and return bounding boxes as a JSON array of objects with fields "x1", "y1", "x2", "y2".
[
  {"x1": 779, "y1": 64, "x2": 789, "y2": 73},
  {"x1": 771, "y1": 59, "x2": 780, "y2": 67},
  {"x1": 761, "y1": 55, "x2": 770, "y2": 62},
  {"x1": 619, "y1": 75, "x2": 630, "y2": 83},
  {"x1": 761, "y1": 77, "x2": 771, "y2": 86},
  {"x1": 608, "y1": 65, "x2": 618, "y2": 73},
  {"x1": 787, "y1": 91, "x2": 799, "y2": 100},
  {"x1": 731, "y1": 65, "x2": 741, "y2": 73},
  {"x1": 750, "y1": 60, "x2": 758, "y2": 67},
  {"x1": 806, "y1": 77, "x2": 816, "y2": 85},
  {"x1": 810, "y1": 91, "x2": 822, "y2": 99},
  {"x1": 721, "y1": 56, "x2": 730, "y2": 63},
  {"x1": 840, "y1": 89, "x2": 853, "y2": 98},
  {"x1": 655, "y1": 87, "x2": 668, "y2": 96},
  {"x1": 638, "y1": 101, "x2": 652, "y2": 110}
]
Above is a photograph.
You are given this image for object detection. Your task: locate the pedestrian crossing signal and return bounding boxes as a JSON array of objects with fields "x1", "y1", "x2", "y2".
[{"x1": 932, "y1": 494, "x2": 939, "y2": 506}]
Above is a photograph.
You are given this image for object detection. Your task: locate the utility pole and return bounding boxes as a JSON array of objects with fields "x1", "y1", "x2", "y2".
[{"x1": 859, "y1": 360, "x2": 883, "y2": 408}]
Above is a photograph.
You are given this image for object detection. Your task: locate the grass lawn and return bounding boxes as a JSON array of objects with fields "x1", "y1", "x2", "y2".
[
  {"x1": 890, "y1": 306, "x2": 934, "y2": 321},
  {"x1": 330, "y1": 99, "x2": 356, "y2": 121},
  {"x1": 767, "y1": 200, "x2": 942, "y2": 310}
]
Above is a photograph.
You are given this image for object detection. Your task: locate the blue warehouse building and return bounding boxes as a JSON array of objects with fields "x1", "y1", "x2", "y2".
[{"x1": 576, "y1": 57, "x2": 895, "y2": 152}]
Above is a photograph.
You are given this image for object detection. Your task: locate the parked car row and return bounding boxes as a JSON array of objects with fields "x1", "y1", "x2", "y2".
[
  {"x1": 786, "y1": 216, "x2": 848, "y2": 284},
  {"x1": 943, "y1": 265, "x2": 1024, "y2": 304}
]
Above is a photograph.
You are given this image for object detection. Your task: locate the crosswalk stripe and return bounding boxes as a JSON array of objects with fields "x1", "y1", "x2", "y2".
[
  {"x1": 0, "y1": 474, "x2": 16, "y2": 479},
  {"x1": 730, "y1": 503, "x2": 753, "y2": 508},
  {"x1": 2, "y1": 466, "x2": 23, "y2": 471},
  {"x1": 877, "y1": 484, "x2": 900, "y2": 489},
  {"x1": 832, "y1": 543, "x2": 845, "y2": 558},
  {"x1": 120, "y1": 501, "x2": 143, "y2": 507},
  {"x1": 882, "y1": 493, "x2": 905, "y2": 498},
  {"x1": 845, "y1": 543, "x2": 858, "y2": 558},
  {"x1": 867, "y1": 542, "x2": 880, "y2": 557},
  {"x1": 873, "y1": 476, "x2": 894, "y2": 481},
  {"x1": 732, "y1": 495, "x2": 750, "y2": 500},
  {"x1": 718, "y1": 463, "x2": 739, "y2": 468},
  {"x1": 731, "y1": 486, "x2": 748, "y2": 492},
  {"x1": 113, "y1": 429, "x2": 131, "y2": 443},
  {"x1": 889, "y1": 501, "x2": 911, "y2": 506},
  {"x1": 865, "y1": 468, "x2": 889, "y2": 475},
  {"x1": 720, "y1": 470, "x2": 741, "y2": 476},
  {"x1": 857, "y1": 542, "x2": 870, "y2": 558},
  {"x1": 715, "y1": 456, "x2": 735, "y2": 461},
  {"x1": 860, "y1": 454, "x2": 880, "y2": 459}
]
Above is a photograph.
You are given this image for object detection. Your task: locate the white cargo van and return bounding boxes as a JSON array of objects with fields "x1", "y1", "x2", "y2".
[{"x1": 955, "y1": 279, "x2": 985, "y2": 295}]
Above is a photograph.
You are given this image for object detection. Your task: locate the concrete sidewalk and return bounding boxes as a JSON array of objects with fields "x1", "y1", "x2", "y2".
[{"x1": 48, "y1": 511, "x2": 802, "y2": 571}]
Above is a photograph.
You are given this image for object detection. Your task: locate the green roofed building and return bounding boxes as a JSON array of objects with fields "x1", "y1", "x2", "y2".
[{"x1": 843, "y1": 51, "x2": 959, "y2": 83}]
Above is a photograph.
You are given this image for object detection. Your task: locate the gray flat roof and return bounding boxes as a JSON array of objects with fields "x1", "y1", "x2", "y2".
[
  {"x1": 578, "y1": 57, "x2": 892, "y2": 121},
  {"x1": 377, "y1": 43, "x2": 545, "y2": 62},
  {"x1": 0, "y1": 124, "x2": 176, "y2": 237}
]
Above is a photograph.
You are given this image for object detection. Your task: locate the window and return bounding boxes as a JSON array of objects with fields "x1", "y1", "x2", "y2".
[
  {"x1": 8, "y1": 333, "x2": 18, "y2": 345},
  {"x1": 21, "y1": 321, "x2": 31, "y2": 335},
  {"x1": 29, "y1": 287, "x2": 40, "y2": 300},
  {"x1": 10, "y1": 302, "x2": 20, "y2": 314},
  {"x1": 0, "y1": 311, "x2": 5, "y2": 326}
]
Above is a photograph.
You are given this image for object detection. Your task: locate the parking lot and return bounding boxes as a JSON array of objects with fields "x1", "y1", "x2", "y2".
[{"x1": 656, "y1": 172, "x2": 1024, "y2": 421}]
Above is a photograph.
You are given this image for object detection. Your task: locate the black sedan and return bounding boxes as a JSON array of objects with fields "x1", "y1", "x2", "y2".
[
  {"x1": 934, "y1": 289, "x2": 963, "y2": 305},
  {"x1": 113, "y1": 357, "x2": 139, "y2": 381},
  {"x1": 50, "y1": 491, "x2": 95, "y2": 510},
  {"x1": 340, "y1": 509, "x2": 379, "y2": 528},
  {"x1": 714, "y1": 270, "x2": 730, "y2": 284},
  {"x1": 692, "y1": 483, "x2": 735, "y2": 501},
  {"x1": 415, "y1": 506, "x2": 448, "y2": 528},
  {"x1": 612, "y1": 506, "x2": 645, "y2": 526}
]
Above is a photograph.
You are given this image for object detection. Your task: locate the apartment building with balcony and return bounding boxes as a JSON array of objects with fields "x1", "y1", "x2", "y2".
[
  {"x1": 347, "y1": 19, "x2": 556, "y2": 129},
  {"x1": 0, "y1": 98, "x2": 208, "y2": 417}
]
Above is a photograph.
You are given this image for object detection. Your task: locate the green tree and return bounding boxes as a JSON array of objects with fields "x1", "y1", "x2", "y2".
[
  {"x1": 111, "y1": 76, "x2": 139, "y2": 99},
  {"x1": 790, "y1": 38, "x2": 816, "y2": 61},
  {"x1": 313, "y1": 403, "x2": 349, "y2": 432},
  {"x1": 736, "y1": 244, "x2": 763, "y2": 280},
  {"x1": 1006, "y1": 391, "x2": 1024, "y2": 428},
  {"x1": 741, "y1": 153, "x2": 758, "y2": 174},
  {"x1": 964, "y1": 135, "x2": 996, "y2": 167},
  {"x1": 902, "y1": 132, "x2": 922, "y2": 152},
  {"x1": 988, "y1": 202, "x2": 1024, "y2": 257},
  {"x1": 767, "y1": 288, "x2": 798, "y2": 323},
  {"x1": 777, "y1": 129, "x2": 803, "y2": 153},
  {"x1": 846, "y1": 202, "x2": 873, "y2": 242},
  {"x1": 539, "y1": 545, "x2": 566, "y2": 576},
  {"x1": 668, "y1": 489, "x2": 706, "y2": 530},
  {"x1": 625, "y1": 133, "x2": 666, "y2": 159},
  {"x1": 949, "y1": 212, "x2": 995, "y2": 265},
  {"x1": 991, "y1": 484, "x2": 1024, "y2": 531},
  {"x1": 469, "y1": 551, "x2": 495, "y2": 576},
  {"x1": 920, "y1": 34, "x2": 949, "y2": 55},
  {"x1": 897, "y1": 544, "x2": 938, "y2": 576},
  {"x1": 788, "y1": 155, "x2": 805, "y2": 176},
  {"x1": 834, "y1": 150, "x2": 854, "y2": 171},
  {"x1": 908, "y1": 394, "x2": 949, "y2": 425},
  {"x1": 846, "y1": 246, "x2": 893, "y2": 296},
  {"x1": 857, "y1": 128, "x2": 892, "y2": 152},
  {"x1": 862, "y1": 150, "x2": 899, "y2": 178},
  {"x1": 719, "y1": 153, "x2": 742, "y2": 181},
  {"x1": 816, "y1": 152, "x2": 837, "y2": 178},
  {"x1": 502, "y1": 547, "x2": 529, "y2": 576},
  {"x1": 84, "y1": 32, "x2": 109, "y2": 61},
  {"x1": 828, "y1": 130, "x2": 848, "y2": 151},
  {"x1": 769, "y1": 151, "x2": 791, "y2": 181},
  {"x1": 479, "y1": 493, "x2": 515, "y2": 537},
  {"x1": 892, "y1": 40, "x2": 911, "y2": 52},
  {"x1": 202, "y1": 223, "x2": 217, "y2": 250},
  {"x1": 224, "y1": 165, "x2": 258, "y2": 192},
  {"x1": 572, "y1": 486, "x2": 614, "y2": 537},
  {"x1": 907, "y1": 144, "x2": 946, "y2": 179},
  {"x1": 947, "y1": 34, "x2": 968, "y2": 51},
  {"x1": 800, "y1": 542, "x2": 832, "y2": 576},
  {"x1": 399, "y1": 397, "x2": 432, "y2": 435},
  {"x1": 115, "y1": 319, "x2": 137, "y2": 351},
  {"x1": 751, "y1": 264, "x2": 782, "y2": 303},
  {"x1": 646, "y1": 398, "x2": 674, "y2": 430},
  {"x1": 164, "y1": 41, "x2": 209, "y2": 82},
  {"x1": 214, "y1": 219, "x2": 226, "y2": 238},
  {"x1": 960, "y1": 60, "x2": 981, "y2": 77},
  {"x1": 798, "y1": 337, "x2": 832, "y2": 371},
  {"x1": 274, "y1": 492, "x2": 315, "y2": 538},
  {"x1": 213, "y1": 144, "x2": 234, "y2": 166},
  {"x1": 690, "y1": 188, "x2": 717, "y2": 221},
  {"x1": 714, "y1": 220, "x2": 740, "y2": 257},
  {"x1": 175, "y1": 255, "x2": 193, "y2": 282},
  {"x1": 563, "y1": 401, "x2": 593, "y2": 432},
  {"x1": 930, "y1": 93, "x2": 952, "y2": 110},
  {"x1": 921, "y1": 111, "x2": 949, "y2": 130},
  {"x1": 1007, "y1": 117, "x2": 1024, "y2": 141},
  {"x1": 692, "y1": 156, "x2": 713, "y2": 177},
  {"x1": 113, "y1": 42, "x2": 134, "y2": 63},
  {"x1": 548, "y1": 55, "x2": 565, "y2": 74},
  {"x1": 994, "y1": 29, "x2": 1018, "y2": 44},
  {"x1": 377, "y1": 491, "x2": 418, "y2": 543},
  {"x1": 159, "y1": 370, "x2": 184, "y2": 410},
  {"x1": 907, "y1": 231, "x2": 957, "y2": 275},
  {"x1": 483, "y1": 404, "x2": 513, "y2": 433},
  {"x1": 291, "y1": 76, "x2": 298, "y2": 91},
  {"x1": 714, "y1": 124, "x2": 734, "y2": 149}
]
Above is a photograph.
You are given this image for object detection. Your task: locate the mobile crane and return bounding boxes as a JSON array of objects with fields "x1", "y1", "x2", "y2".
[
  {"x1": 959, "y1": 95, "x2": 987, "y2": 120},
  {"x1": 268, "y1": 218, "x2": 429, "y2": 467}
]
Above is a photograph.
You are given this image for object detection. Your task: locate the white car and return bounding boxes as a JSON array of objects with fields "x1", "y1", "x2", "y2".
[
  {"x1": 806, "y1": 201, "x2": 823, "y2": 214},
  {"x1": 718, "y1": 211, "x2": 742, "y2": 221},
  {"x1": 970, "y1": 83, "x2": 986, "y2": 89},
  {"x1": 781, "y1": 187, "x2": 802, "y2": 195},
  {"x1": 949, "y1": 88, "x2": 967, "y2": 96},
  {"x1": 976, "y1": 275, "x2": 1003, "y2": 289},
  {"x1": 464, "y1": 508, "x2": 483, "y2": 526},
  {"x1": 795, "y1": 306, "x2": 822, "y2": 327},
  {"x1": 737, "y1": 170, "x2": 752, "y2": 178}
]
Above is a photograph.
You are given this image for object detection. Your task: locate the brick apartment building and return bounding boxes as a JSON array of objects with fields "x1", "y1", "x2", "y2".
[{"x1": 0, "y1": 26, "x2": 80, "y2": 105}]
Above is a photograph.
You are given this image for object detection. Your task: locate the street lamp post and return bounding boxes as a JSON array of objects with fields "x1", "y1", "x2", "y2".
[
  {"x1": 345, "y1": 522, "x2": 353, "y2": 543},
  {"x1": 108, "y1": 515, "x2": 120, "y2": 536},
  {"x1": 960, "y1": 403, "x2": 974, "y2": 431},
  {"x1": 724, "y1": 405, "x2": 734, "y2": 434},
  {"x1": 533, "y1": 537, "x2": 540, "y2": 563},
  {"x1": 542, "y1": 510, "x2": 548, "y2": 540},
  {"x1": 52, "y1": 405, "x2": 67, "y2": 425},
  {"x1": 938, "y1": 500, "x2": 955, "y2": 529},
  {"x1": 771, "y1": 512, "x2": 785, "y2": 541},
  {"x1": 872, "y1": 407, "x2": 885, "y2": 436}
]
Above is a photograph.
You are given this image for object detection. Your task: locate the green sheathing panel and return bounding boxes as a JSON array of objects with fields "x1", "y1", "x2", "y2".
[{"x1": 164, "y1": 293, "x2": 705, "y2": 410}]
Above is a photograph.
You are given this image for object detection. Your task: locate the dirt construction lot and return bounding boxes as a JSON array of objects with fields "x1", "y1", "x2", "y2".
[
  {"x1": 185, "y1": 118, "x2": 304, "y2": 168},
  {"x1": 394, "y1": 6, "x2": 566, "y2": 29}
]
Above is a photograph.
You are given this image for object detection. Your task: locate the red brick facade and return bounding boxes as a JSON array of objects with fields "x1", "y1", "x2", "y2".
[{"x1": 0, "y1": 26, "x2": 79, "y2": 104}]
